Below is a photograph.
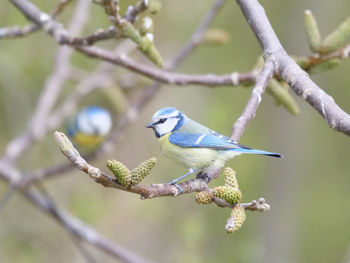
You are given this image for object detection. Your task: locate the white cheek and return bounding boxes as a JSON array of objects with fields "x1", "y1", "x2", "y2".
[
  {"x1": 156, "y1": 119, "x2": 178, "y2": 136},
  {"x1": 77, "y1": 112, "x2": 112, "y2": 135}
]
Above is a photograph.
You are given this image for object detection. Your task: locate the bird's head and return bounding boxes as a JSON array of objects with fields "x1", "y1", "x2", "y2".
[
  {"x1": 75, "y1": 106, "x2": 112, "y2": 136},
  {"x1": 146, "y1": 107, "x2": 186, "y2": 138}
]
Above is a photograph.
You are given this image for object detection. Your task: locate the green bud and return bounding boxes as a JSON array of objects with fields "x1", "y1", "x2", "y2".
[
  {"x1": 267, "y1": 79, "x2": 300, "y2": 115},
  {"x1": 293, "y1": 56, "x2": 309, "y2": 69},
  {"x1": 54, "y1": 131, "x2": 74, "y2": 153},
  {"x1": 139, "y1": 16, "x2": 154, "y2": 36},
  {"x1": 119, "y1": 20, "x2": 142, "y2": 45},
  {"x1": 322, "y1": 17, "x2": 350, "y2": 53},
  {"x1": 139, "y1": 34, "x2": 163, "y2": 67},
  {"x1": 106, "y1": 159, "x2": 131, "y2": 186},
  {"x1": 146, "y1": 0, "x2": 162, "y2": 15},
  {"x1": 130, "y1": 157, "x2": 157, "y2": 185},
  {"x1": 195, "y1": 191, "x2": 213, "y2": 205},
  {"x1": 304, "y1": 10, "x2": 321, "y2": 52},
  {"x1": 203, "y1": 28, "x2": 230, "y2": 45},
  {"x1": 226, "y1": 205, "x2": 246, "y2": 233},
  {"x1": 308, "y1": 58, "x2": 341, "y2": 74},
  {"x1": 213, "y1": 186, "x2": 242, "y2": 204},
  {"x1": 253, "y1": 55, "x2": 264, "y2": 70},
  {"x1": 223, "y1": 167, "x2": 238, "y2": 188}
]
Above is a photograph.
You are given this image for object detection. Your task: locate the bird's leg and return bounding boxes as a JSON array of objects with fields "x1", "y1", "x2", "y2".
[
  {"x1": 169, "y1": 168, "x2": 196, "y2": 185},
  {"x1": 164, "y1": 168, "x2": 196, "y2": 194}
]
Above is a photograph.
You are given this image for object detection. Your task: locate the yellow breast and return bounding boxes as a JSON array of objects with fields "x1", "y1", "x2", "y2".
[
  {"x1": 74, "y1": 132, "x2": 104, "y2": 147},
  {"x1": 157, "y1": 133, "x2": 220, "y2": 170}
]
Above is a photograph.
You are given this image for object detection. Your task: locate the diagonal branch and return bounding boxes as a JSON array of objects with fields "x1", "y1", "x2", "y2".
[
  {"x1": 3, "y1": 0, "x2": 91, "y2": 164},
  {"x1": 0, "y1": 0, "x2": 73, "y2": 39},
  {"x1": 76, "y1": 45, "x2": 256, "y2": 86},
  {"x1": 23, "y1": 187, "x2": 153, "y2": 263},
  {"x1": 9, "y1": 0, "x2": 256, "y2": 86},
  {"x1": 236, "y1": 0, "x2": 350, "y2": 136},
  {"x1": 0, "y1": 163, "x2": 153, "y2": 263},
  {"x1": 21, "y1": 0, "x2": 229, "y2": 185},
  {"x1": 231, "y1": 57, "x2": 275, "y2": 141}
]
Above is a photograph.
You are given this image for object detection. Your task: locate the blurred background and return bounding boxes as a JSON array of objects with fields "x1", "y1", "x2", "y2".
[{"x1": 1, "y1": 0, "x2": 350, "y2": 262}]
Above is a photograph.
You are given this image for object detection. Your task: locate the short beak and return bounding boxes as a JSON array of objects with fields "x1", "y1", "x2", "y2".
[{"x1": 146, "y1": 122, "x2": 154, "y2": 128}]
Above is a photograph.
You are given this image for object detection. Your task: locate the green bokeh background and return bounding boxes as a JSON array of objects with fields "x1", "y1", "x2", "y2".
[{"x1": 1, "y1": 0, "x2": 350, "y2": 262}]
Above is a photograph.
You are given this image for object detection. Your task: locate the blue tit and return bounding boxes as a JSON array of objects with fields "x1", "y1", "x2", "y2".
[
  {"x1": 146, "y1": 107, "x2": 282, "y2": 184},
  {"x1": 67, "y1": 106, "x2": 112, "y2": 147}
]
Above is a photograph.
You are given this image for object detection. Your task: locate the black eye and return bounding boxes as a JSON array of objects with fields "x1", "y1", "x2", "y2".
[{"x1": 158, "y1": 118, "x2": 166, "y2": 124}]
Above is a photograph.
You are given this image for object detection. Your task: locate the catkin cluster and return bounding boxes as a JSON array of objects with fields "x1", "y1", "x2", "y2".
[{"x1": 106, "y1": 157, "x2": 157, "y2": 187}]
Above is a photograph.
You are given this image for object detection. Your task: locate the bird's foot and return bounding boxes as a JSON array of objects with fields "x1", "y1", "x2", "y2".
[
  {"x1": 167, "y1": 182, "x2": 183, "y2": 195},
  {"x1": 196, "y1": 171, "x2": 211, "y2": 183}
]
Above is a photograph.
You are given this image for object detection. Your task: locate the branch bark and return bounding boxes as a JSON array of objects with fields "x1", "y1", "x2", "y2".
[
  {"x1": 231, "y1": 57, "x2": 275, "y2": 141},
  {"x1": 236, "y1": 0, "x2": 350, "y2": 136},
  {"x1": 3, "y1": 0, "x2": 92, "y2": 164},
  {"x1": 24, "y1": 187, "x2": 153, "y2": 263}
]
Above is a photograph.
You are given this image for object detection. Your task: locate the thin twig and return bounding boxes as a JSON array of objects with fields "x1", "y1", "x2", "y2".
[
  {"x1": 0, "y1": 24, "x2": 38, "y2": 38},
  {"x1": 0, "y1": 184, "x2": 16, "y2": 215},
  {"x1": 0, "y1": 0, "x2": 73, "y2": 39},
  {"x1": 231, "y1": 58, "x2": 275, "y2": 141},
  {"x1": 77, "y1": 45, "x2": 256, "y2": 86}
]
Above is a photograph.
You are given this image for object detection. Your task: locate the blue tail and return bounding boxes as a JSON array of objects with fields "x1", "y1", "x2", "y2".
[{"x1": 233, "y1": 148, "x2": 283, "y2": 158}]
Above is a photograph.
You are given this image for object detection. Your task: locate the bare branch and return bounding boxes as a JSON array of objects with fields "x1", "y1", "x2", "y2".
[
  {"x1": 0, "y1": 0, "x2": 73, "y2": 39},
  {"x1": 2, "y1": 0, "x2": 91, "y2": 164},
  {"x1": 23, "y1": 188, "x2": 153, "y2": 263},
  {"x1": 9, "y1": 0, "x2": 255, "y2": 87},
  {"x1": 0, "y1": 24, "x2": 38, "y2": 38},
  {"x1": 20, "y1": 0, "x2": 229, "y2": 184},
  {"x1": 51, "y1": 0, "x2": 73, "y2": 18},
  {"x1": 0, "y1": 163, "x2": 153, "y2": 263},
  {"x1": 231, "y1": 58, "x2": 275, "y2": 141},
  {"x1": 53, "y1": 131, "x2": 271, "y2": 214},
  {"x1": 241, "y1": 197, "x2": 271, "y2": 212},
  {"x1": 76, "y1": 45, "x2": 255, "y2": 86},
  {"x1": 0, "y1": 184, "x2": 16, "y2": 215},
  {"x1": 236, "y1": 0, "x2": 350, "y2": 136}
]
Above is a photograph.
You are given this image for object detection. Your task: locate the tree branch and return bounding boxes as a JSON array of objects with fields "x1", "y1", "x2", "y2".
[
  {"x1": 76, "y1": 45, "x2": 256, "y2": 86},
  {"x1": 236, "y1": 0, "x2": 350, "y2": 136},
  {"x1": 0, "y1": 163, "x2": 153, "y2": 263},
  {"x1": 3, "y1": 0, "x2": 92, "y2": 164},
  {"x1": 231, "y1": 57, "x2": 275, "y2": 141},
  {"x1": 54, "y1": 131, "x2": 270, "y2": 213},
  {"x1": 0, "y1": 0, "x2": 73, "y2": 39},
  {"x1": 23, "y1": 187, "x2": 153, "y2": 263},
  {"x1": 17, "y1": 0, "x2": 229, "y2": 185}
]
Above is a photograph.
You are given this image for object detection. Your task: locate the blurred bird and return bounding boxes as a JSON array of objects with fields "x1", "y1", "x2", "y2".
[
  {"x1": 146, "y1": 107, "x2": 282, "y2": 184},
  {"x1": 67, "y1": 106, "x2": 112, "y2": 147}
]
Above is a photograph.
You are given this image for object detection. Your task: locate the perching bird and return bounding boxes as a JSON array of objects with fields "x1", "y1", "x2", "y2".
[
  {"x1": 67, "y1": 106, "x2": 112, "y2": 147},
  {"x1": 146, "y1": 107, "x2": 282, "y2": 184}
]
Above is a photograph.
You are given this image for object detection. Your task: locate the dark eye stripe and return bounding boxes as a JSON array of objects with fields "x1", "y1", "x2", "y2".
[{"x1": 156, "y1": 118, "x2": 166, "y2": 124}]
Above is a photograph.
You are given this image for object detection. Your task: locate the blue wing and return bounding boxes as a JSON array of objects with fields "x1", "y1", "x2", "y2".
[
  {"x1": 168, "y1": 132, "x2": 282, "y2": 157},
  {"x1": 169, "y1": 132, "x2": 243, "y2": 150}
]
